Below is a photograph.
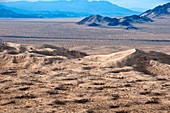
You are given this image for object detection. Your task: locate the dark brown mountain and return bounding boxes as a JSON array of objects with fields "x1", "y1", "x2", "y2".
[
  {"x1": 121, "y1": 15, "x2": 153, "y2": 23},
  {"x1": 140, "y1": 2, "x2": 170, "y2": 18},
  {"x1": 77, "y1": 15, "x2": 120, "y2": 26},
  {"x1": 77, "y1": 15, "x2": 153, "y2": 29}
]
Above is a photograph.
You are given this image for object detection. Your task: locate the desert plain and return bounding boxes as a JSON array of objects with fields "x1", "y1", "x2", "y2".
[{"x1": 0, "y1": 18, "x2": 170, "y2": 113}]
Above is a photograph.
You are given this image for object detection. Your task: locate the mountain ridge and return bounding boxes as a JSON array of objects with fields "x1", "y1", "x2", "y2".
[
  {"x1": 0, "y1": 4, "x2": 91, "y2": 18},
  {"x1": 77, "y1": 14, "x2": 153, "y2": 29},
  {"x1": 140, "y1": 2, "x2": 170, "y2": 18},
  {"x1": 0, "y1": 8, "x2": 37, "y2": 18},
  {"x1": 0, "y1": 0, "x2": 140, "y2": 17}
]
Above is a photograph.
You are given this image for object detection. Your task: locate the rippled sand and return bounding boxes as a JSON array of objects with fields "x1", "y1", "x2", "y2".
[{"x1": 0, "y1": 42, "x2": 169, "y2": 113}]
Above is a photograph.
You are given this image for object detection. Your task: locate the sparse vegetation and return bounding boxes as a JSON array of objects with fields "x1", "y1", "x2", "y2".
[{"x1": 0, "y1": 16, "x2": 170, "y2": 113}]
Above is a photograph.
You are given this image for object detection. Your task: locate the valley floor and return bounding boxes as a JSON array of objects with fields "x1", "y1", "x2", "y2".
[{"x1": 0, "y1": 18, "x2": 170, "y2": 55}]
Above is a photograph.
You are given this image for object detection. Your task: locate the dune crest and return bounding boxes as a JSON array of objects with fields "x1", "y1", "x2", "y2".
[
  {"x1": 0, "y1": 42, "x2": 170, "y2": 113},
  {"x1": 0, "y1": 42, "x2": 170, "y2": 76},
  {"x1": 81, "y1": 49, "x2": 170, "y2": 75}
]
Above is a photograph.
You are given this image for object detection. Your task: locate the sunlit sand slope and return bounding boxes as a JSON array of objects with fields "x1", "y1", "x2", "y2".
[{"x1": 0, "y1": 42, "x2": 170, "y2": 113}]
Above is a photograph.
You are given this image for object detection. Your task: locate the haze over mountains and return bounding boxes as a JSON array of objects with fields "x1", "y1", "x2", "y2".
[
  {"x1": 77, "y1": 2, "x2": 170, "y2": 29},
  {"x1": 0, "y1": 4, "x2": 90, "y2": 18},
  {"x1": 0, "y1": 1, "x2": 169, "y2": 19},
  {"x1": 0, "y1": 0, "x2": 140, "y2": 17},
  {"x1": 0, "y1": 8, "x2": 35, "y2": 18}
]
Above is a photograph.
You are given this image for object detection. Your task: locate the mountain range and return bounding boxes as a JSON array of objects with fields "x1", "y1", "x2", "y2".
[
  {"x1": 0, "y1": 4, "x2": 91, "y2": 18},
  {"x1": 77, "y1": 2, "x2": 170, "y2": 29},
  {"x1": 77, "y1": 14, "x2": 153, "y2": 29},
  {"x1": 0, "y1": 0, "x2": 140, "y2": 17},
  {"x1": 140, "y1": 2, "x2": 170, "y2": 18},
  {"x1": 0, "y1": 8, "x2": 36, "y2": 18},
  {"x1": 0, "y1": 1, "x2": 169, "y2": 19}
]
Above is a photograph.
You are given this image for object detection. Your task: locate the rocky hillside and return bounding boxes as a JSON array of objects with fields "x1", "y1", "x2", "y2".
[
  {"x1": 77, "y1": 15, "x2": 153, "y2": 29},
  {"x1": 140, "y1": 2, "x2": 170, "y2": 18}
]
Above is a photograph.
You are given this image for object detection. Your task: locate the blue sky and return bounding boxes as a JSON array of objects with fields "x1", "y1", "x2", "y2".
[
  {"x1": 110, "y1": 0, "x2": 169, "y2": 9},
  {"x1": 0, "y1": 0, "x2": 169, "y2": 11}
]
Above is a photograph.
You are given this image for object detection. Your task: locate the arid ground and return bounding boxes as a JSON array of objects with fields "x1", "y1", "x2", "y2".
[
  {"x1": 0, "y1": 18, "x2": 170, "y2": 113},
  {"x1": 0, "y1": 18, "x2": 170, "y2": 55}
]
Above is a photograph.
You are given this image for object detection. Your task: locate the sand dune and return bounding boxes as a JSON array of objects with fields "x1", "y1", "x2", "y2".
[
  {"x1": 80, "y1": 49, "x2": 170, "y2": 76},
  {"x1": 0, "y1": 42, "x2": 170, "y2": 113}
]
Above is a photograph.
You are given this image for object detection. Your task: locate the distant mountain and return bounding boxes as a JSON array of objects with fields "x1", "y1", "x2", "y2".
[
  {"x1": 121, "y1": 15, "x2": 153, "y2": 23},
  {"x1": 77, "y1": 15, "x2": 120, "y2": 26},
  {"x1": 0, "y1": 4, "x2": 33, "y2": 14},
  {"x1": 0, "y1": 4, "x2": 90, "y2": 18},
  {"x1": 0, "y1": 8, "x2": 37, "y2": 18},
  {"x1": 140, "y1": 2, "x2": 170, "y2": 18},
  {"x1": 77, "y1": 15, "x2": 153, "y2": 29},
  {"x1": 1, "y1": 0, "x2": 140, "y2": 17}
]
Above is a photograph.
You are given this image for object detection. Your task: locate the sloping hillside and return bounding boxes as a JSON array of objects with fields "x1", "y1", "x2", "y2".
[
  {"x1": 140, "y1": 2, "x2": 170, "y2": 18},
  {"x1": 77, "y1": 15, "x2": 153, "y2": 29}
]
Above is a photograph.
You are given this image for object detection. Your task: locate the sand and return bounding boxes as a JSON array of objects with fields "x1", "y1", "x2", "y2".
[
  {"x1": 0, "y1": 17, "x2": 170, "y2": 113},
  {"x1": 0, "y1": 42, "x2": 170, "y2": 113}
]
